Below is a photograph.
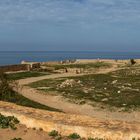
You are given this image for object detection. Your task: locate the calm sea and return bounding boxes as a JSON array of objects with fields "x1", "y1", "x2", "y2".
[{"x1": 0, "y1": 51, "x2": 140, "y2": 66}]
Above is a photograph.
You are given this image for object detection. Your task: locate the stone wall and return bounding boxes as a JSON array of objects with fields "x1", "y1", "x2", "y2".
[
  {"x1": 0, "y1": 101, "x2": 139, "y2": 140},
  {"x1": 21, "y1": 61, "x2": 41, "y2": 70},
  {"x1": 0, "y1": 64, "x2": 28, "y2": 72}
]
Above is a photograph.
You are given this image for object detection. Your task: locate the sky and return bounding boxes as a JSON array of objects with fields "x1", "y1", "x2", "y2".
[{"x1": 0, "y1": 0, "x2": 140, "y2": 51}]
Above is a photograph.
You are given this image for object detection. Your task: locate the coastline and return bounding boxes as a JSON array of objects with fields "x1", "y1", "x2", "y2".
[{"x1": 0, "y1": 51, "x2": 140, "y2": 66}]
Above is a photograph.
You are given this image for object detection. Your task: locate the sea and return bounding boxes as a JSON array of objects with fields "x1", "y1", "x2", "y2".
[{"x1": 0, "y1": 51, "x2": 140, "y2": 66}]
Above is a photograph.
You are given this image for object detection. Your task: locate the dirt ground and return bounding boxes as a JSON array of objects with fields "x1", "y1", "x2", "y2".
[
  {"x1": 16, "y1": 60, "x2": 140, "y2": 122},
  {"x1": 17, "y1": 86, "x2": 140, "y2": 122},
  {"x1": 0, "y1": 101, "x2": 140, "y2": 140},
  {"x1": 0, "y1": 124, "x2": 52, "y2": 140},
  {"x1": 1, "y1": 59, "x2": 140, "y2": 139}
]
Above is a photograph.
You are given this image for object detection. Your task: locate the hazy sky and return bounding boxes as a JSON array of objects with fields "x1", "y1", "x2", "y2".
[{"x1": 0, "y1": 0, "x2": 140, "y2": 51}]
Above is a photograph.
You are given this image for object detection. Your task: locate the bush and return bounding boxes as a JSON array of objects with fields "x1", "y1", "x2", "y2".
[
  {"x1": 68, "y1": 133, "x2": 81, "y2": 139},
  {"x1": 88, "y1": 138, "x2": 94, "y2": 140},
  {"x1": 88, "y1": 138, "x2": 104, "y2": 140},
  {"x1": 11, "y1": 138, "x2": 22, "y2": 140},
  {"x1": 48, "y1": 130, "x2": 59, "y2": 137},
  {"x1": 130, "y1": 59, "x2": 136, "y2": 65},
  {"x1": 0, "y1": 113, "x2": 19, "y2": 130},
  {"x1": 0, "y1": 71, "x2": 18, "y2": 101}
]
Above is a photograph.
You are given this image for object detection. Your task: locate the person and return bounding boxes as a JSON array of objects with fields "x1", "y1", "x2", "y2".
[
  {"x1": 76, "y1": 69, "x2": 79, "y2": 74},
  {"x1": 65, "y1": 68, "x2": 68, "y2": 73}
]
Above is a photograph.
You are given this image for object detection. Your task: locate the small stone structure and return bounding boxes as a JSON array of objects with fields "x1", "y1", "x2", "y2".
[{"x1": 21, "y1": 61, "x2": 40, "y2": 71}]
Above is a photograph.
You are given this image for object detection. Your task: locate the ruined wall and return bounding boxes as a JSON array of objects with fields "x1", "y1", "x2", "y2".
[
  {"x1": 41, "y1": 60, "x2": 76, "y2": 65},
  {"x1": 0, "y1": 64, "x2": 28, "y2": 72}
]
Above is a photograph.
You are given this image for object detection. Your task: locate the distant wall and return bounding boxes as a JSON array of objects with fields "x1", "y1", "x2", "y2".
[
  {"x1": 21, "y1": 61, "x2": 41, "y2": 70},
  {"x1": 0, "y1": 64, "x2": 28, "y2": 72},
  {"x1": 41, "y1": 61, "x2": 60, "y2": 65},
  {"x1": 42, "y1": 60, "x2": 76, "y2": 65}
]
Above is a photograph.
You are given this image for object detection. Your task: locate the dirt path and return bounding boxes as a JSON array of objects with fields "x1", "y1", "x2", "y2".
[
  {"x1": 18, "y1": 86, "x2": 140, "y2": 122},
  {"x1": 16, "y1": 66, "x2": 140, "y2": 123},
  {"x1": 18, "y1": 73, "x2": 84, "y2": 85},
  {"x1": 0, "y1": 124, "x2": 52, "y2": 140},
  {"x1": 18, "y1": 65, "x2": 118, "y2": 85}
]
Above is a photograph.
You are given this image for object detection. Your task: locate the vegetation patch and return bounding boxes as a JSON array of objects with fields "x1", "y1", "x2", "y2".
[
  {"x1": 88, "y1": 138, "x2": 104, "y2": 140},
  {"x1": 48, "y1": 130, "x2": 59, "y2": 137},
  {"x1": 49, "y1": 62, "x2": 111, "y2": 70},
  {"x1": 29, "y1": 65, "x2": 140, "y2": 110},
  {"x1": 7, "y1": 71, "x2": 48, "y2": 80},
  {"x1": 0, "y1": 114, "x2": 19, "y2": 130},
  {"x1": 11, "y1": 138, "x2": 22, "y2": 140},
  {"x1": 68, "y1": 133, "x2": 81, "y2": 139},
  {"x1": 0, "y1": 72, "x2": 61, "y2": 112},
  {"x1": 8, "y1": 92, "x2": 61, "y2": 112}
]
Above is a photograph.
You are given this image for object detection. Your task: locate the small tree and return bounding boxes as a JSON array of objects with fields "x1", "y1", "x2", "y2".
[
  {"x1": 130, "y1": 59, "x2": 136, "y2": 65},
  {"x1": 0, "y1": 71, "x2": 17, "y2": 101}
]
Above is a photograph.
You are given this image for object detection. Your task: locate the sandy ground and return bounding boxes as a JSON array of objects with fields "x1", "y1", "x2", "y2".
[
  {"x1": 0, "y1": 101, "x2": 140, "y2": 139},
  {"x1": 0, "y1": 124, "x2": 53, "y2": 140}
]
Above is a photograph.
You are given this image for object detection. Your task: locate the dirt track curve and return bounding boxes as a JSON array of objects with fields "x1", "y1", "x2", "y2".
[{"x1": 16, "y1": 66, "x2": 140, "y2": 123}]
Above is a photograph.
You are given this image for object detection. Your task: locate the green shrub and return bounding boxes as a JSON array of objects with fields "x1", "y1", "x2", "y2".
[
  {"x1": 0, "y1": 113, "x2": 19, "y2": 130},
  {"x1": 88, "y1": 138, "x2": 104, "y2": 140},
  {"x1": 0, "y1": 71, "x2": 17, "y2": 101},
  {"x1": 68, "y1": 133, "x2": 81, "y2": 139},
  {"x1": 48, "y1": 130, "x2": 59, "y2": 137},
  {"x1": 8, "y1": 71, "x2": 47, "y2": 80},
  {"x1": 11, "y1": 138, "x2": 22, "y2": 140},
  {"x1": 88, "y1": 138, "x2": 94, "y2": 140},
  {"x1": 130, "y1": 59, "x2": 136, "y2": 65}
]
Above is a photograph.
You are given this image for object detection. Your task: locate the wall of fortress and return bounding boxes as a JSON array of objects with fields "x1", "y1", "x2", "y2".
[
  {"x1": 0, "y1": 64, "x2": 28, "y2": 72},
  {"x1": 0, "y1": 62, "x2": 41, "y2": 72}
]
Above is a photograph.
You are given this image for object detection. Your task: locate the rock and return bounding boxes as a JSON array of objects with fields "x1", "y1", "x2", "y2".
[
  {"x1": 37, "y1": 87, "x2": 51, "y2": 90},
  {"x1": 77, "y1": 80, "x2": 81, "y2": 84},
  {"x1": 117, "y1": 91, "x2": 121, "y2": 93},
  {"x1": 112, "y1": 80, "x2": 118, "y2": 84},
  {"x1": 58, "y1": 79, "x2": 82, "y2": 88},
  {"x1": 101, "y1": 98, "x2": 108, "y2": 102},
  {"x1": 83, "y1": 90, "x2": 89, "y2": 94}
]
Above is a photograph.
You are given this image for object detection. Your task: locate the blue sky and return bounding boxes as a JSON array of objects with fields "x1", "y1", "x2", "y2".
[{"x1": 0, "y1": 0, "x2": 140, "y2": 51}]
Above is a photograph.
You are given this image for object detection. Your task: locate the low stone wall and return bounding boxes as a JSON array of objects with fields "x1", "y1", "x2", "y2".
[
  {"x1": 21, "y1": 61, "x2": 41, "y2": 70},
  {"x1": 42, "y1": 60, "x2": 76, "y2": 65},
  {"x1": 0, "y1": 101, "x2": 140, "y2": 140},
  {"x1": 41, "y1": 61, "x2": 60, "y2": 65},
  {"x1": 0, "y1": 64, "x2": 28, "y2": 72}
]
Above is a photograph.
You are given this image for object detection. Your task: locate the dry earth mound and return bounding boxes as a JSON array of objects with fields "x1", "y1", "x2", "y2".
[{"x1": 0, "y1": 101, "x2": 140, "y2": 140}]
